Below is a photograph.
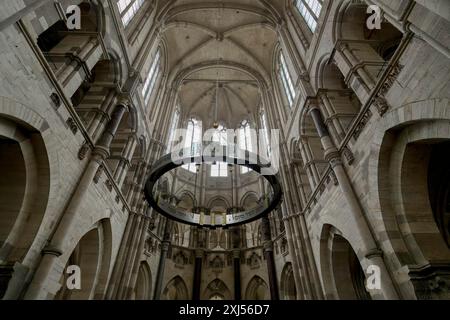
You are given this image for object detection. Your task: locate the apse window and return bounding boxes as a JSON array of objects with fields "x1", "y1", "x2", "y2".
[
  {"x1": 117, "y1": 0, "x2": 145, "y2": 27},
  {"x1": 295, "y1": 0, "x2": 323, "y2": 32},
  {"x1": 182, "y1": 118, "x2": 202, "y2": 173},
  {"x1": 239, "y1": 120, "x2": 254, "y2": 174},
  {"x1": 211, "y1": 162, "x2": 228, "y2": 177},
  {"x1": 280, "y1": 52, "x2": 296, "y2": 108},
  {"x1": 260, "y1": 111, "x2": 271, "y2": 158},
  {"x1": 167, "y1": 108, "x2": 180, "y2": 151},
  {"x1": 142, "y1": 50, "x2": 161, "y2": 105},
  {"x1": 210, "y1": 125, "x2": 229, "y2": 177}
]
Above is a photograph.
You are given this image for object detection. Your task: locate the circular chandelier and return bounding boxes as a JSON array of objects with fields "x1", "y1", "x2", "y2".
[{"x1": 144, "y1": 148, "x2": 283, "y2": 228}]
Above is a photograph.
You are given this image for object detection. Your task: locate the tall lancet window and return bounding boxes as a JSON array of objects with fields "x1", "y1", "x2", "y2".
[
  {"x1": 117, "y1": 0, "x2": 145, "y2": 27},
  {"x1": 142, "y1": 50, "x2": 161, "y2": 105},
  {"x1": 295, "y1": 0, "x2": 323, "y2": 32},
  {"x1": 260, "y1": 110, "x2": 271, "y2": 158},
  {"x1": 211, "y1": 125, "x2": 228, "y2": 177},
  {"x1": 183, "y1": 118, "x2": 202, "y2": 173},
  {"x1": 239, "y1": 120, "x2": 253, "y2": 174},
  {"x1": 167, "y1": 108, "x2": 180, "y2": 151},
  {"x1": 280, "y1": 51, "x2": 296, "y2": 108}
]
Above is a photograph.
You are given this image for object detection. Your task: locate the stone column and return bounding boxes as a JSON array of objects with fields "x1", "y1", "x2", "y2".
[
  {"x1": 125, "y1": 213, "x2": 151, "y2": 299},
  {"x1": 233, "y1": 249, "x2": 242, "y2": 300},
  {"x1": 153, "y1": 219, "x2": 172, "y2": 300},
  {"x1": 337, "y1": 43, "x2": 375, "y2": 92},
  {"x1": 88, "y1": 89, "x2": 116, "y2": 140},
  {"x1": 309, "y1": 107, "x2": 398, "y2": 299},
  {"x1": 116, "y1": 212, "x2": 144, "y2": 299},
  {"x1": 261, "y1": 216, "x2": 279, "y2": 300},
  {"x1": 25, "y1": 101, "x2": 129, "y2": 299},
  {"x1": 192, "y1": 249, "x2": 203, "y2": 301},
  {"x1": 319, "y1": 94, "x2": 346, "y2": 142},
  {"x1": 105, "y1": 212, "x2": 137, "y2": 299},
  {"x1": 56, "y1": 38, "x2": 98, "y2": 83},
  {"x1": 114, "y1": 135, "x2": 137, "y2": 188}
]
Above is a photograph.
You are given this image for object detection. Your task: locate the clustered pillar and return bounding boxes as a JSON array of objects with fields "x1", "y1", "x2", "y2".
[
  {"x1": 153, "y1": 219, "x2": 172, "y2": 300},
  {"x1": 192, "y1": 249, "x2": 203, "y2": 300},
  {"x1": 309, "y1": 106, "x2": 398, "y2": 299},
  {"x1": 25, "y1": 99, "x2": 129, "y2": 299},
  {"x1": 261, "y1": 216, "x2": 279, "y2": 300}
]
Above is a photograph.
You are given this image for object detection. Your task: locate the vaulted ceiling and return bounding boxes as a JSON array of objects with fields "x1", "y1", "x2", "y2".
[{"x1": 160, "y1": 0, "x2": 285, "y2": 128}]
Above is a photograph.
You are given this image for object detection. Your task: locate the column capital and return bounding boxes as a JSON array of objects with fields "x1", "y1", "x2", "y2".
[
  {"x1": 195, "y1": 249, "x2": 204, "y2": 258},
  {"x1": 364, "y1": 248, "x2": 383, "y2": 260}
]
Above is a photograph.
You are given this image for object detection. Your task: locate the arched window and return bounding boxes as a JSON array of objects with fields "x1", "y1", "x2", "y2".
[
  {"x1": 167, "y1": 108, "x2": 180, "y2": 151},
  {"x1": 260, "y1": 110, "x2": 271, "y2": 158},
  {"x1": 211, "y1": 125, "x2": 228, "y2": 177},
  {"x1": 211, "y1": 162, "x2": 228, "y2": 177},
  {"x1": 117, "y1": 0, "x2": 145, "y2": 27},
  {"x1": 212, "y1": 124, "x2": 228, "y2": 146},
  {"x1": 239, "y1": 120, "x2": 253, "y2": 174},
  {"x1": 142, "y1": 50, "x2": 161, "y2": 105},
  {"x1": 295, "y1": 0, "x2": 323, "y2": 32},
  {"x1": 279, "y1": 51, "x2": 296, "y2": 108},
  {"x1": 182, "y1": 118, "x2": 202, "y2": 173}
]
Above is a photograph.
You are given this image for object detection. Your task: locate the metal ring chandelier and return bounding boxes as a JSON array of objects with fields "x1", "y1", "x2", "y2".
[{"x1": 144, "y1": 147, "x2": 283, "y2": 228}]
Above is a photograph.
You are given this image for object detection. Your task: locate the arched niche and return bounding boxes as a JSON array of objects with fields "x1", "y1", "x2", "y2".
[
  {"x1": 202, "y1": 279, "x2": 232, "y2": 300},
  {"x1": 299, "y1": 108, "x2": 328, "y2": 190},
  {"x1": 241, "y1": 193, "x2": 259, "y2": 211},
  {"x1": 178, "y1": 192, "x2": 195, "y2": 212},
  {"x1": 320, "y1": 225, "x2": 371, "y2": 300},
  {"x1": 280, "y1": 263, "x2": 297, "y2": 300},
  {"x1": 55, "y1": 219, "x2": 112, "y2": 300},
  {"x1": 245, "y1": 276, "x2": 269, "y2": 300},
  {"x1": 133, "y1": 262, "x2": 152, "y2": 300},
  {"x1": 162, "y1": 276, "x2": 189, "y2": 300},
  {"x1": 0, "y1": 116, "x2": 50, "y2": 298},
  {"x1": 317, "y1": 58, "x2": 362, "y2": 144},
  {"x1": 335, "y1": 2, "x2": 403, "y2": 87},
  {"x1": 378, "y1": 120, "x2": 450, "y2": 299}
]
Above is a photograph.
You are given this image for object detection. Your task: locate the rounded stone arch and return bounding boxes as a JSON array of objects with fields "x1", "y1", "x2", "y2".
[
  {"x1": 240, "y1": 192, "x2": 259, "y2": 210},
  {"x1": 133, "y1": 261, "x2": 152, "y2": 300},
  {"x1": 332, "y1": 1, "x2": 403, "y2": 61},
  {"x1": 319, "y1": 224, "x2": 372, "y2": 300},
  {"x1": 55, "y1": 218, "x2": 113, "y2": 300},
  {"x1": 158, "y1": 38, "x2": 170, "y2": 79},
  {"x1": 162, "y1": 276, "x2": 189, "y2": 300},
  {"x1": 171, "y1": 60, "x2": 270, "y2": 93},
  {"x1": 89, "y1": 0, "x2": 107, "y2": 36},
  {"x1": 314, "y1": 54, "x2": 342, "y2": 92},
  {"x1": 202, "y1": 278, "x2": 232, "y2": 300},
  {"x1": 244, "y1": 276, "x2": 269, "y2": 300},
  {"x1": 280, "y1": 262, "x2": 297, "y2": 300},
  {"x1": 367, "y1": 99, "x2": 450, "y2": 299},
  {"x1": 162, "y1": 3, "x2": 278, "y2": 26},
  {"x1": 104, "y1": 49, "x2": 125, "y2": 86},
  {"x1": 0, "y1": 97, "x2": 58, "y2": 298},
  {"x1": 331, "y1": 0, "x2": 361, "y2": 44},
  {"x1": 313, "y1": 53, "x2": 362, "y2": 141},
  {"x1": 177, "y1": 191, "x2": 195, "y2": 212},
  {"x1": 298, "y1": 104, "x2": 328, "y2": 186},
  {"x1": 207, "y1": 196, "x2": 231, "y2": 211}
]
